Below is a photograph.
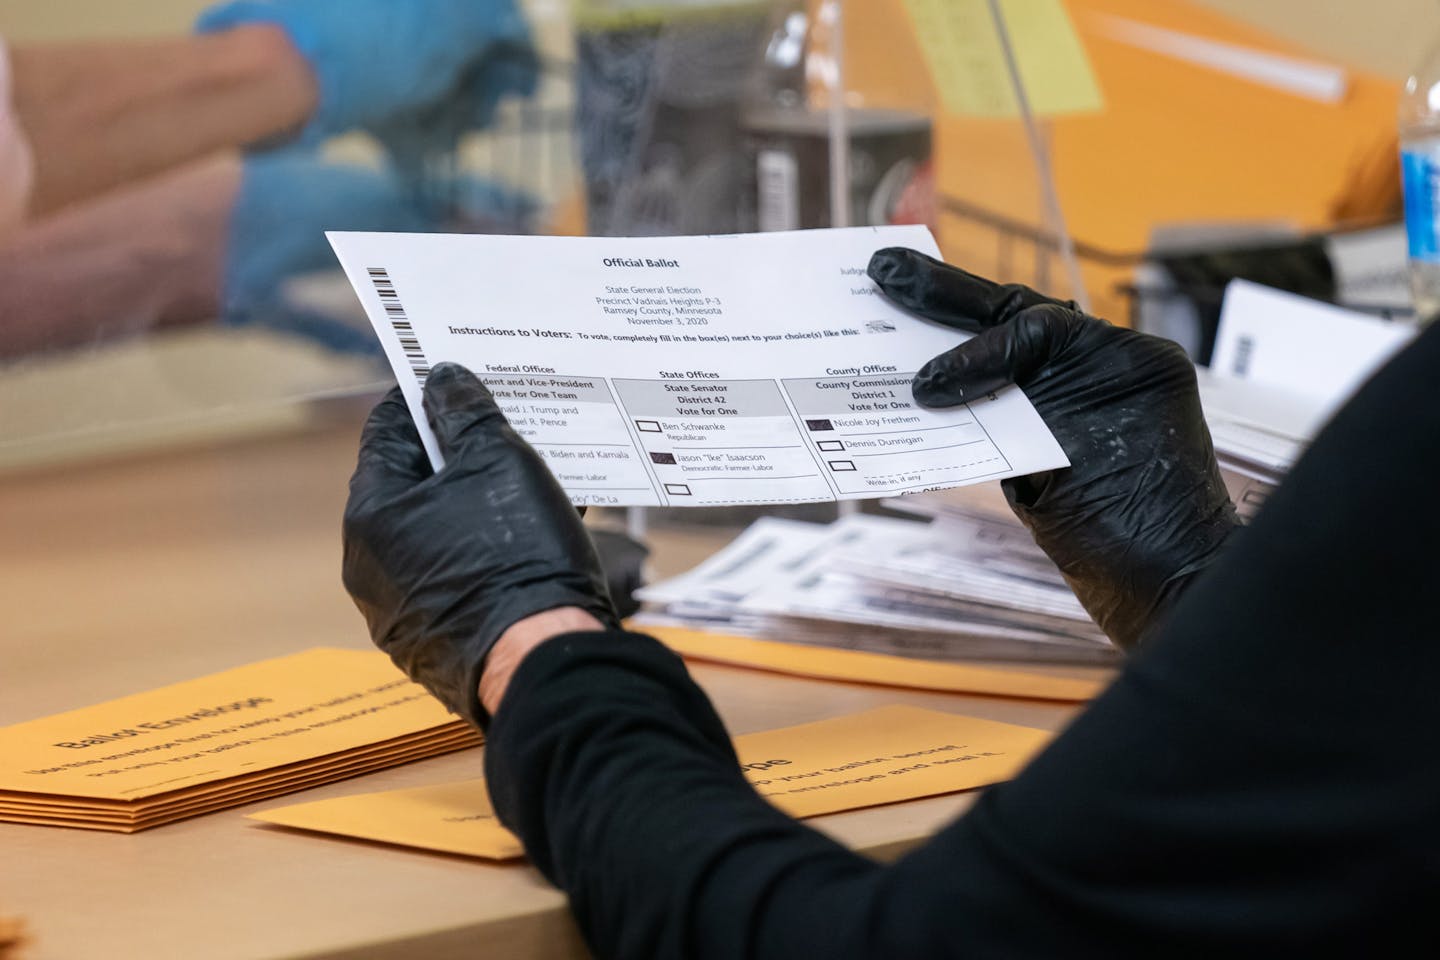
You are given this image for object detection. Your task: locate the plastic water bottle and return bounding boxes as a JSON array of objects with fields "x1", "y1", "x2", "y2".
[{"x1": 1400, "y1": 44, "x2": 1440, "y2": 323}]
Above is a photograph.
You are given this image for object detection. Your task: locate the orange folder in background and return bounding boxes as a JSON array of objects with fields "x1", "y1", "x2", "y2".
[
  {"x1": 821, "y1": 0, "x2": 1399, "y2": 317},
  {"x1": 645, "y1": 625, "x2": 1109, "y2": 703}
]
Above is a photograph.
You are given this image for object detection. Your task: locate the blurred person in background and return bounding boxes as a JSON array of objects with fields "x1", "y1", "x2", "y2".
[{"x1": 0, "y1": 0, "x2": 537, "y2": 360}]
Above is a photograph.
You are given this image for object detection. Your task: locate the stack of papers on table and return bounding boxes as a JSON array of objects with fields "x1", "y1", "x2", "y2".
[
  {"x1": 634, "y1": 510, "x2": 1117, "y2": 665},
  {"x1": 0, "y1": 649, "x2": 478, "y2": 832},
  {"x1": 1198, "y1": 369, "x2": 1319, "y2": 519},
  {"x1": 1202, "y1": 280, "x2": 1418, "y2": 518}
]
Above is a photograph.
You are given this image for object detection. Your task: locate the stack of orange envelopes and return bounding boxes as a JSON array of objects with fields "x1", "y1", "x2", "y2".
[{"x1": 0, "y1": 648, "x2": 478, "y2": 832}]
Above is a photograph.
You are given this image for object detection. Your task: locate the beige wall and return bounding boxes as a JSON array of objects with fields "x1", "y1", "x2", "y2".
[
  {"x1": 1195, "y1": 0, "x2": 1439, "y2": 80},
  {"x1": 1, "y1": 0, "x2": 1433, "y2": 80},
  {"x1": 3, "y1": 0, "x2": 1434, "y2": 79},
  {"x1": 0, "y1": 1, "x2": 208, "y2": 41}
]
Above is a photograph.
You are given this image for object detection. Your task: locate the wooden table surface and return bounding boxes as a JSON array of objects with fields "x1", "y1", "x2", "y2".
[{"x1": 0, "y1": 409, "x2": 1110, "y2": 959}]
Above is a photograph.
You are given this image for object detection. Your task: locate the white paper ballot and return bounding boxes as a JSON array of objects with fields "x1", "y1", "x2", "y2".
[{"x1": 328, "y1": 226, "x2": 1068, "y2": 507}]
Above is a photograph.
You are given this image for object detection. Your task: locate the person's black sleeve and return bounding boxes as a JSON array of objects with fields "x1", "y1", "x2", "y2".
[{"x1": 485, "y1": 322, "x2": 1440, "y2": 959}]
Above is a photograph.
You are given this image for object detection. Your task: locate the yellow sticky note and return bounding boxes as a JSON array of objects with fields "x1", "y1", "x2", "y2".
[
  {"x1": 249, "y1": 705, "x2": 1053, "y2": 860},
  {"x1": 901, "y1": 0, "x2": 1103, "y2": 117}
]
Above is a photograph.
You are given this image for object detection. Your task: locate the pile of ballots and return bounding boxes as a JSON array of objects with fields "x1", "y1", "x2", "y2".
[
  {"x1": 1198, "y1": 279, "x2": 1419, "y2": 520},
  {"x1": 0, "y1": 649, "x2": 478, "y2": 832},
  {"x1": 1197, "y1": 369, "x2": 1309, "y2": 521},
  {"x1": 633, "y1": 502, "x2": 1118, "y2": 665}
]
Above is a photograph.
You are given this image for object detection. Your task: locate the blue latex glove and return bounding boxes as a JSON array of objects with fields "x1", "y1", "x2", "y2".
[
  {"x1": 224, "y1": 150, "x2": 533, "y2": 351},
  {"x1": 369, "y1": 42, "x2": 539, "y2": 183},
  {"x1": 196, "y1": 0, "x2": 539, "y2": 147}
]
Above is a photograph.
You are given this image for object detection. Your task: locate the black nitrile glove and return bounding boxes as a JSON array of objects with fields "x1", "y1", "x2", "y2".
[
  {"x1": 868, "y1": 248, "x2": 1240, "y2": 651},
  {"x1": 589, "y1": 528, "x2": 651, "y2": 619},
  {"x1": 342, "y1": 363, "x2": 619, "y2": 726}
]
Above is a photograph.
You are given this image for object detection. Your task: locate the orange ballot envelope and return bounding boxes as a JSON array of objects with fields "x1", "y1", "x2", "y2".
[
  {"x1": 0, "y1": 649, "x2": 479, "y2": 832},
  {"x1": 644, "y1": 625, "x2": 1108, "y2": 702},
  {"x1": 250, "y1": 705, "x2": 1052, "y2": 860}
]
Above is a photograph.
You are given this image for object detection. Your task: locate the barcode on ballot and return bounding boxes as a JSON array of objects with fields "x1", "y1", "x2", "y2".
[{"x1": 368, "y1": 267, "x2": 430, "y2": 384}]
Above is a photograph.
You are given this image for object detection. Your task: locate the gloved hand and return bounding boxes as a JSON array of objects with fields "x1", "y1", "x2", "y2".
[
  {"x1": 342, "y1": 364, "x2": 619, "y2": 726},
  {"x1": 196, "y1": 0, "x2": 538, "y2": 147},
  {"x1": 868, "y1": 248, "x2": 1240, "y2": 651},
  {"x1": 589, "y1": 528, "x2": 651, "y2": 620}
]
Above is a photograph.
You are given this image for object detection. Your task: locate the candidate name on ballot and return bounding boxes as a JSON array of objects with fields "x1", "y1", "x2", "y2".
[{"x1": 329, "y1": 226, "x2": 1067, "y2": 507}]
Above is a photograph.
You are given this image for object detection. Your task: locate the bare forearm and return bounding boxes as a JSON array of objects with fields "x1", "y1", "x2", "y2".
[
  {"x1": 0, "y1": 155, "x2": 239, "y2": 359},
  {"x1": 479, "y1": 607, "x2": 605, "y2": 716},
  {"x1": 10, "y1": 25, "x2": 315, "y2": 216}
]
